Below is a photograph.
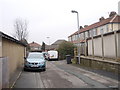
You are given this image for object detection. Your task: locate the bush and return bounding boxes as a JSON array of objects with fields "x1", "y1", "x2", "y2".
[{"x1": 57, "y1": 41, "x2": 76, "y2": 60}]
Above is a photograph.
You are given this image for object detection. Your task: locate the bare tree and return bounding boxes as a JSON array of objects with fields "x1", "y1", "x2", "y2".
[{"x1": 13, "y1": 18, "x2": 28, "y2": 40}]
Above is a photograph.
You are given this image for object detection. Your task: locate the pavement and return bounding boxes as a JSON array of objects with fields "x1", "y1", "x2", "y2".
[{"x1": 13, "y1": 60, "x2": 119, "y2": 89}]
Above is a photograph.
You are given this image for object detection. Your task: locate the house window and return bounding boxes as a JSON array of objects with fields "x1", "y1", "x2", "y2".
[
  {"x1": 89, "y1": 30, "x2": 93, "y2": 37},
  {"x1": 80, "y1": 33, "x2": 82, "y2": 40},
  {"x1": 72, "y1": 35, "x2": 76, "y2": 41},
  {"x1": 85, "y1": 31, "x2": 88, "y2": 38},
  {"x1": 100, "y1": 26, "x2": 105, "y2": 34},
  {"x1": 68, "y1": 37, "x2": 71, "y2": 41},
  {"x1": 34, "y1": 47, "x2": 38, "y2": 50},
  {"x1": 83, "y1": 33, "x2": 85, "y2": 39},
  {"x1": 69, "y1": 37, "x2": 72, "y2": 41},
  {"x1": 81, "y1": 33, "x2": 84, "y2": 40},
  {"x1": 106, "y1": 24, "x2": 109, "y2": 32},
  {"x1": 100, "y1": 28, "x2": 104, "y2": 34},
  {"x1": 70, "y1": 37, "x2": 72, "y2": 41},
  {"x1": 72, "y1": 36, "x2": 74, "y2": 41},
  {"x1": 93, "y1": 29, "x2": 97, "y2": 36},
  {"x1": 75, "y1": 34, "x2": 78, "y2": 40}
]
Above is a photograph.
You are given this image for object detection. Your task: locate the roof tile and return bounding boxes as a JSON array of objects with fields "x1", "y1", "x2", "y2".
[{"x1": 68, "y1": 15, "x2": 120, "y2": 37}]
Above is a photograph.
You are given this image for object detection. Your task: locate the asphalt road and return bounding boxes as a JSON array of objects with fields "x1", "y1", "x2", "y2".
[{"x1": 13, "y1": 60, "x2": 119, "y2": 89}]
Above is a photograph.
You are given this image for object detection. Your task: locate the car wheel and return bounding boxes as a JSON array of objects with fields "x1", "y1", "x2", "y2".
[
  {"x1": 43, "y1": 68, "x2": 46, "y2": 71},
  {"x1": 24, "y1": 68, "x2": 27, "y2": 71}
]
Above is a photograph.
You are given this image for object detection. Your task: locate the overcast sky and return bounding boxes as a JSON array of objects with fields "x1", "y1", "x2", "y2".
[{"x1": 0, "y1": 0, "x2": 119, "y2": 45}]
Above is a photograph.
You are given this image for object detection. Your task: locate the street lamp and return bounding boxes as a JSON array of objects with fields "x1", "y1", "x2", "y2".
[
  {"x1": 71, "y1": 10, "x2": 81, "y2": 64},
  {"x1": 46, "y1": 37, "x2": 50, "y2": 51}
]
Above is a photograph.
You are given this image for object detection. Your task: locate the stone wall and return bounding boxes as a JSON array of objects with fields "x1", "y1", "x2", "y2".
[{"x1": 80, "y1": 56, "x2": 120, "y2": 73}]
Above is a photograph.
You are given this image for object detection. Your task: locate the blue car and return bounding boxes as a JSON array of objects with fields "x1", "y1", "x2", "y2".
[{"x1": 24, "y1": 52, "x2": 46, "y2": 71}]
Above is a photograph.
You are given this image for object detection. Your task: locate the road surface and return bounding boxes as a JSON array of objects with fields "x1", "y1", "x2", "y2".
[{"x1": 13, "y1": 60, "x2": 119, "y2": 89}]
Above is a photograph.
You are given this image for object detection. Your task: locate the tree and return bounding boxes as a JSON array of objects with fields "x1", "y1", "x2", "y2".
[
  {"x1": 13, "y1": 18, "x2": 28, "y2": 41},
  {"x1": 41, "y1": 42, "x2": 45, "y2": 51},
  {"x1": 57, "y1": 41, "x2": 76, "y2": 60}
]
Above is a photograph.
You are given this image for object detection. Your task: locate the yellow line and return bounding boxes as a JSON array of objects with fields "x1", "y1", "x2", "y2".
[{"x1": 10, "y1": 70, "x2": 23, "y2": 88}]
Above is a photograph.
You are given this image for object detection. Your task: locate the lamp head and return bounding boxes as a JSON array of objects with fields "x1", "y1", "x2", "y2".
[{"x1": 71, "y1": 10, "x2": 78, "y2": 13}]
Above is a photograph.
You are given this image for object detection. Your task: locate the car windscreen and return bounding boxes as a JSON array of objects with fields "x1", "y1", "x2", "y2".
[{"x1": 28, "y1": 53, "x2": 44, "y2": 59}]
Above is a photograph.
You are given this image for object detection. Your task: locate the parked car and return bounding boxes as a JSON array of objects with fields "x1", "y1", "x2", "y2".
[
  {"x1": 24, "y1": 52, "x2": 46, "y2": 71},
  {"x1": 42, "y1": 52, "x2": 49, "y2": 60},
  {"x1": 48, "y1": 50, "x2": 58, "y2": 60}
]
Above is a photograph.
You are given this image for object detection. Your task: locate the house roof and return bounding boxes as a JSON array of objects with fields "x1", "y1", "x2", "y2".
[
  {"x1": 29, "y1": 42, "x2": 41, "y2": 47},
  {"x1": 45, "y1": 39, "x2": 66, "y2": 50},
  {"x1": 52, "y1": 39, "x2": 66, "y2": 45},
  {"x1": 68, "y1": 14, "x2": 120, "y2": 37},
  {"x1": 0, "y1": 31, "x2": 26, "y2": 46}
]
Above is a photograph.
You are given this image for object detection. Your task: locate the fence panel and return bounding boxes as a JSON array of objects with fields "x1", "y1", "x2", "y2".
[
  {"x1": 103, "y1": 34, "x2": 115, "y2": 58},
  {"x1": 87, "y1": 30, "x2": 119, "y2": 59},
  {"x1": 2, "y1": 57, "x2": 9, "y2": 88},
  {"x1": 88, "y1": 39, "x2": 92, "y2": 56},
  {"x1": 0, "y1": 58, "x2": 2, "y2": 90},
  {"x1": 117, "y1": 32, "x2": 120, "y2": 58},
  {"x1": 94, "y1": 37, "x2": 102, "y2": 57}
]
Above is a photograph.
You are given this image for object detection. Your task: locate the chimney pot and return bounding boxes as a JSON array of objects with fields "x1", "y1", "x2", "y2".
[
  {"x1": 109, "y1": 11, "x2": 117, "y2": 17},
  {"x1": 84, "y1": 25, "x2": 88, "y2": 28},
  {"x1": 99, "y1": 17, "x2": 105, "y2": 21},
  {"x1": 79, "y1": 26, "x2": 83, "y2": 29}
]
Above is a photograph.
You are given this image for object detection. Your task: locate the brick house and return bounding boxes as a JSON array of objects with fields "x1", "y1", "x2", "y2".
[{"x1": 29, "y1": 41, "x2": 41, "y2": 51}]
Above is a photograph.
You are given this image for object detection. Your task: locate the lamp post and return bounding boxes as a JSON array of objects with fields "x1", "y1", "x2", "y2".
[
  {"x1": 71, "y1": 10, "x2": 81, "y2": 64},
  {"x1": 46, "y1": 37, "x2": 50, "y2": 51}
]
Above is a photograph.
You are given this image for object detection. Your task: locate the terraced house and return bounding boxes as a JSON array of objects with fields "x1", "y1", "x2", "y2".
[{"x1": 68, "y1": 11, "x2": 120, "y2": 60}]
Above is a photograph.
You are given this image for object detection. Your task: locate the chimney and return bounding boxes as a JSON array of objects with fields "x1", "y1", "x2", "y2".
[
  {"x1": 84, "y1": 25, "x2": 88, "y2": 28},
  {"x1": 99, "y1": 17, "x2": 105, "y2": 21},
  {"x1": 79, "y1": 26, "x2": 83, "y2": 29},
  {"x1": 109, "y1": 11, "x2": 117, "y2": 17}
]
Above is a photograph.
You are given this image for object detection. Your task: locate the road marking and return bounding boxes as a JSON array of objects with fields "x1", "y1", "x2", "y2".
[
  {"x1": 10, "y1": 70, "x2": 23, "y2": 88},
  {"x1": 35, "y1": 73, "x2": 44, "y2": 88}
]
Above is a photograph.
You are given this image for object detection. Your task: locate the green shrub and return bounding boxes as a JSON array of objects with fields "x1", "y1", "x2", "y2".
[{"x1": 57, "y1": 41, "x2": 76, "y2": 60}]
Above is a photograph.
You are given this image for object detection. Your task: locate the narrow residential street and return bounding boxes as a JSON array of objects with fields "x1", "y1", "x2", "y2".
[{"x1": 13, "y1": 60, "x2": 119, "y2": 89}]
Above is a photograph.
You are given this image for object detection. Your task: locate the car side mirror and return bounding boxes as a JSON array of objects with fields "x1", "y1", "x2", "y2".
[{"x1": 24, "y1": 57, "x2": 26, "y2": 59}]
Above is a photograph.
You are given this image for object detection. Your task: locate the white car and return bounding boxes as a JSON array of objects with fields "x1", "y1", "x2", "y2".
[{"x1": 48, "y1": 50, "x2": 58, "y2": 60}]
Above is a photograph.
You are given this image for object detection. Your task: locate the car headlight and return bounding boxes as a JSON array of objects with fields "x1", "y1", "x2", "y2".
[
  {"x1": 25, "y1": 61, "x2": 30, "y2": 64},
  {"x1": 40, "y1": 61, "x2": 45, "y2": 64}
]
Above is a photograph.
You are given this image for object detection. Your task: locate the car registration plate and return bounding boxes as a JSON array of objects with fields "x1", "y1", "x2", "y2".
[{"x1": 31, "y1": 65, "x2": 38, "y2": 67}]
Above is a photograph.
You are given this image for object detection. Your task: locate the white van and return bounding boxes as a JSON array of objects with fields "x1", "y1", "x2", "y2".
[{"x1": 48, "y1": 50, "x2": 58, "y2": 60}]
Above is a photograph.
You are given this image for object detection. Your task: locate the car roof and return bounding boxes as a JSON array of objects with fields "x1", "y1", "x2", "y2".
[
  {"x1": 29, "y1": 52, "x2": 43, "y2": 54},
  {"x1": 48, "y1": 50, "x2": 57, "y2": 52},
  {"x1": 42, "y1": 52, "x2": 48, "y2": 53}
]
